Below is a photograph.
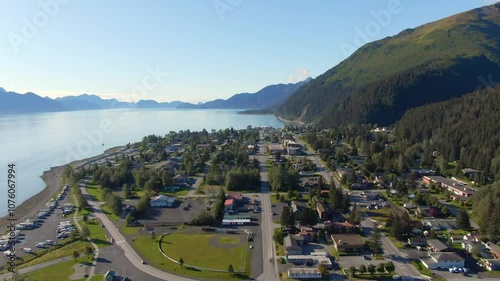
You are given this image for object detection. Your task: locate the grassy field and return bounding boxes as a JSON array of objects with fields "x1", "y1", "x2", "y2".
[
  {"x1": 82, "y1": 219, "x2": 110, "y2": 248},
  {"x1": 160, "y1": 186, "x2": 190, "y2": 196},
  {"x1": 364, "y1": 207, "x2": 392, "y2": 221},
  {"x1": 388, "y1": 237, "x2": 404, "y2": 249},
  {"x1": 121, "y1": 225, "x2": 140, "y2": 235},
  {"x1": 100, "y1": 204, "x2": 120, "y2": 221},
  {"x1": 17, "y1": 240, "x2": 92, "y2": 269},
  {"x1": 85, "y1": 184, "x2": 120, "y2": 221},
  {"x1": 25, "y1": 258, "x2": 91, "y2": 281},
  {"x1": 86, "y1": 184, "x2": 101, "y2": 201},
  {"x1": 132, "y1": 234, "x2": 249, "y2": 280},
  {"x1": 161, "y1": 233, "x2": 247, "y2": 270}
]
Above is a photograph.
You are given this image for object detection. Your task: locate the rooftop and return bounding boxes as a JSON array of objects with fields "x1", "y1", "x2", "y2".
[
  {"x1": 430, "y1": 252, "x2": 464, "y2": 261},
  {"x1": 427, "y1": 239, "x2": 449, "y2": 251},
  {"x1": 331, "y1": 234, "x2": 365, "y2": 246}
]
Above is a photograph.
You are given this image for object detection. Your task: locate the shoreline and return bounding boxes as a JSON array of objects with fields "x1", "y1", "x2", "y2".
[{"x1": 0, "y1": 146, "x2": 124, "y2": 230}]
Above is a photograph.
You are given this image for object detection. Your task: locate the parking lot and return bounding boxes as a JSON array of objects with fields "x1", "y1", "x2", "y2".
[
  {"x1": 0, "y1": 187, "x2": 77, "y2": 267},
  {"x1": 137, "y1": 197, "x2": 206, "y2": 225}
]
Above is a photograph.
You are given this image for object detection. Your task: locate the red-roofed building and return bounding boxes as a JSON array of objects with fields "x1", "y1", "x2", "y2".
[
  {"x1": 228, "y1": 192, "x2": 244, "y2": 203},
  {"x1": 224, "y1": 199, "x2": 235, "y2": 214}
]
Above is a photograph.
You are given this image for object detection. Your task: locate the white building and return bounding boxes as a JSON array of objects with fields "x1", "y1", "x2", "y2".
[
  {"x1": 150, "y1": 195, "x2": 177, "y2": 207},
  {"x1": 420, "y1": 252, "x2": 465, "y2": 269},
  {"x1": 288, "y1": 268, "x2": 322, "y2": 279}
]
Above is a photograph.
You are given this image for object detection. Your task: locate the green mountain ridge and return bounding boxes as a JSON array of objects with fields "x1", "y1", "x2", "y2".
[
  {"x1": 278, "y1": 3, "x2": 500, "y2": 126},
  {"x1": 395, "y1": 85, "x2": 500, "y2": 182}
]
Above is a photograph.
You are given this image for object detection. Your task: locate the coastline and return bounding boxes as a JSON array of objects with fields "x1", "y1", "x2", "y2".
[
  {"x1": 0, "y1": 146, "x2": 124, "y2": 231},
  {"x1": 0, "y1": 166, "x2": 64, "y2": 231}
]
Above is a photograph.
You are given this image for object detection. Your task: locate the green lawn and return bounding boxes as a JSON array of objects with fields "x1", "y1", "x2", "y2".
[
  {"x1": 388, "y1": 237, "x2": 404, "y2": 249},
  {"x1": 82, "y1": 220, "x2": 110, "y2": 248},
  {"x1": 276, "y1": 243, "x2": 284, "y2": 256},
  {"x1": 25, "y1": 258, "x2": 92, "y2": 281},
  {"x1": 132, "y1": 235, "x2": 249, "y2": 281},
  {"x1": 219, "y1": 237, "x2": 240, "y2": 245},
  {"x1": 161, "y1": 189, "x2": 189, "y2": 197},
  {"x1": 364, "y1": 207, "x2": 392, "y2": 221},
  {"x1": 89, "y1": 275, "x2": 104, "y2": 281},
  {"x1": 17, "y1": 240, "x2": 92, "y2": 269},
  {"x1": 100, "y1": 204, "x2": 120, "y2": 221},
  {"x1": 121, "y1": 225, "x2": 140, "y2": 235},
  {"x1": 86, "y1": 184, "x2": 101, "y2": 201},
  {"x1": 161, "y1": 233, "x2": 247, "y2": 270}
]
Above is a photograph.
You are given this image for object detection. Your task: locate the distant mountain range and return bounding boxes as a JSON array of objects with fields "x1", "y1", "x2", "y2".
[
  {"x1": 0, "y1": 79, "x2": 310, "y2": 114},
  {"x1": 277, "y1": 3, "x2": 500, "y2": 126},
  {"x1": 178, "y1": 78, "x2": 311, "y2": 109}
]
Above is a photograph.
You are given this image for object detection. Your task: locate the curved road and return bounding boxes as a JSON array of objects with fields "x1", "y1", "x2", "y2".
[{"x1": 80, "y1": 180, "x2": 196, "y2": 281}]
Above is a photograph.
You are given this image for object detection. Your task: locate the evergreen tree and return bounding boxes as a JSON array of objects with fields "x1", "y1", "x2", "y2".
[{"x1": 456, "y1": 210, "x2": 471, "y2": 230}]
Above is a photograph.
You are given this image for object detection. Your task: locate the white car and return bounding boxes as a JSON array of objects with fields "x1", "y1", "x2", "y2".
[
  {"x1": 35, "y1": 243, "x2": 46, "y2": 248},
  {"x1": 21, "y1": 247, "x2": 33, "y2": 253}
]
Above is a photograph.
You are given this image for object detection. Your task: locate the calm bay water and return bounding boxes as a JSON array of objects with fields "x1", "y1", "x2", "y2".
[{"x1": 0, "y1": 109, "x2": 283, "y2": 216}]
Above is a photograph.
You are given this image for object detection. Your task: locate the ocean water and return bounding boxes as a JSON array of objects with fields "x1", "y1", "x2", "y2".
[{"x1": 0, "y1": 108, "x2": 283, "y2": 216}]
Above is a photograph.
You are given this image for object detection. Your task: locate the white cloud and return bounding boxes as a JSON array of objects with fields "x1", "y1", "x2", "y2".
[{"x1": 287, "y1": 67, "x2": 311, "y2": 83}]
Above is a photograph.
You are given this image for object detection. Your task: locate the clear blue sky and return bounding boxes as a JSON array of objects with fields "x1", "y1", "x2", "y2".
[{"x1": 0, "y1": 0, "x2": 496, "y2": 103}]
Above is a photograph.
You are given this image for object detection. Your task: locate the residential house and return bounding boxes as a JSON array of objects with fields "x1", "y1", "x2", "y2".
[
  {"x1": 299, "y1": 172, "x2": 320, "y2": 187},
  {"x1": 484, "y1": 259, "x2": 500, "y2": 271},
  {"x1": 290, "y1": 201, "x2": 303, "y2": 218},
  {"x1": 463, "y1": 232, "x2": 481, "y2": 242},
  {"x1": 462, "y1": 241, "x2": 490, "y2": 258},
  {"x1": 287, "y1": 146, "x2": 302, "y2": 156},
  {"x1": 450, "y1": 236, "x2": 463, "y2": 244},
  {"x1": 417, "y1": 206, "x2": 440, "y2": 218},
  {"x1": 329, "y1": 221, "x2": 357, "y2": 234},
  {"x1": 337, "y1": 168, "x2": 354, "y2": 180},
  {"x1": 461, "y1": 168, "x2": 481, "y2": 177},
  {"x1": 150, "y1": 195, "x2": 177, "y2": 208},
  {"x1": 486, "y1": 242, "x2": 500, "y2": 259},
  {"x1": 299, "y1": 226, "x2": 314, "y2": 242},
  {"x1": 422, "y1": 176, "x2": 476, "y2": 201},
  {"x1": 425, "y1": 220, "x2": 456, "y2": 231},
  {"x1": 173, "y1": 173, "x2": 188, "y2": 185},
  {"x1": 319, "y1": 190, "x2": 329, "y2": 198},
  {"x1": 410, "y1": 220, "x2": 424, "y2": 235},
  {"x1": 268, "y1": 143, "x2": 285, "y2": 154},
  {"x1": 331, "y1": 234, "x2": 365, "y2": 253},
  {"x1": 420, "y1": 252, "x2": 465, "y2": 269},
  {"x1": 316, "y1": 202, "x2": 328, "y2": 221},
  {"x1": 427, "y1": 239, "x2": 452, "y2": 252},
  {"x1": 287, "y1": 268, "x2": 322, "y2": 279},
  {"x1": 408, "y1": 237, "x2": 427, "y2": 247},
  {"x1": 284, "y1": 235, "x2": 303, "y2": 255}
]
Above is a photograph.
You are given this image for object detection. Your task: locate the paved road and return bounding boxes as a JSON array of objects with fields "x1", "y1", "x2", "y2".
[
  {"x1": 254, "y1": 137, "x2": 280, "y2": 281},
  {"x1": 80, "y1": 180, "x2": 196, "y2": 281},
  {"x1": 361, "y1": 216, "x2": 423, "y2": 279}
]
